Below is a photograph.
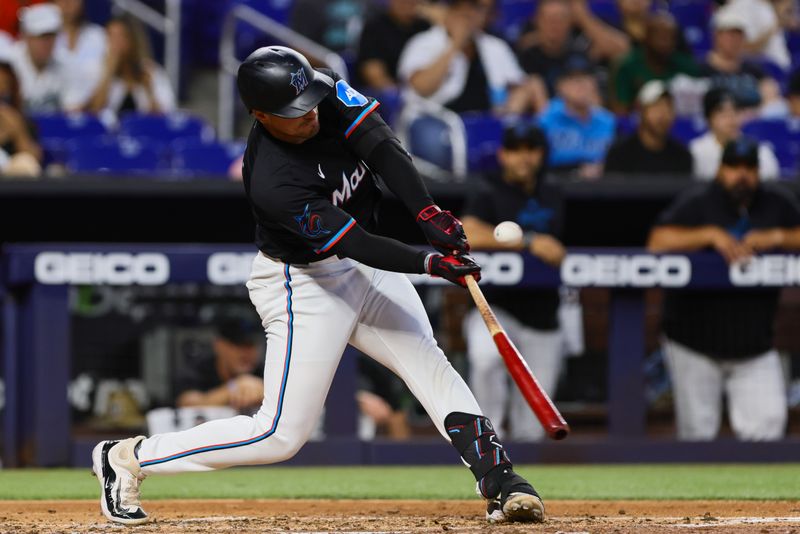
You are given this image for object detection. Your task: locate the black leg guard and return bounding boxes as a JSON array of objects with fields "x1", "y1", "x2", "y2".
[{"x1": 444, "y1": 412, "x2": 535, "y2": 500}]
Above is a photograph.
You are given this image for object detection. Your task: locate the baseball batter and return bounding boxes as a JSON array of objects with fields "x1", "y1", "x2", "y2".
[{"x1": 92, "y1": 46, "x2": 545, "y2": 525}]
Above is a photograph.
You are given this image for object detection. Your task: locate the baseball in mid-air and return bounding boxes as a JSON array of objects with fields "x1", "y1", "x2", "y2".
[{"x1": 493, "y1": 221, "x2": 523, "y2": 244}]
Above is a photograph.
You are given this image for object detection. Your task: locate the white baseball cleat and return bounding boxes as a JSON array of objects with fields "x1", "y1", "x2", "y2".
[
  {"x1": 485, "y1": 490, "x2": 546, "y2": 523},
  {"x1": 91, "y1": 436, "x2": 149, "y2": 525}
]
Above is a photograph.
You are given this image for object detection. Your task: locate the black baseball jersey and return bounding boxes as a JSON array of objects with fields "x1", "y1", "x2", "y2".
[
  {"x1": 657, "y1": 181, "x2": 800, "y2": 359},
  {"x1": 462, "y1": 173, "x2": 564, "y2": 331},
  {"x1": 242, "y1": 69, "x2": 394, "y2": 264}
]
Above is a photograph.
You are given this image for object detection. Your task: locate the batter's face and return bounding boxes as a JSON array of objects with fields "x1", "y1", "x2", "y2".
[{"x1": 254, "y1": 107, "x2": 320, "y2": 144}]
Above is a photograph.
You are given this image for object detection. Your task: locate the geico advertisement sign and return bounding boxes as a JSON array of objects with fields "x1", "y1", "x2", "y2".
[
  {"x1": 35, "y1": 252, "x2": 170, "y2": 285},
  {"x1": 729, "y1": 255, "x2": 800, "y2": 286},
  {"x1": 207, "y1": 252, "x2": 254, "y2": 285},
  {"x1": 561, "y1": 254, "x2": 691, "y2": 287}
]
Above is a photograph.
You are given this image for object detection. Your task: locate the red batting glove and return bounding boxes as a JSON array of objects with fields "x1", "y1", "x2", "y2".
[{"x1": 425, "y1": 254, "x2": 481, "y2": 287}]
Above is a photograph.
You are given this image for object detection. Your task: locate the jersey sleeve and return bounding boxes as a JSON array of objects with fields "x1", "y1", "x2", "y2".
[
  {"x1": 317, "y1": 68, "x2": 395, "y2": 160},
  {"x1": 252, "y1": 167, "x2": 358, "y2": 255}
]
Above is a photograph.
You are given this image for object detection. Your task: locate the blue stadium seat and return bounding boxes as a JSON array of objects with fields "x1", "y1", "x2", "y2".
[
  {"x1": 669, "y1": 0, "x2": 713, "y2": 55},
  {"x1": 407, "y1": 115, "x2": 453, "y2": 171},
  {"x1": 671, "y1": 116, "x2": 707, "y2": 143},
  {"x1": 32, "y1": 113, "x2": 109, "y2": 141},
  {"x1": 494, "y1": 0, "x2": 537, "y2": 43},
  {"x1": 742, "y1": 118, "x2": 800, "y2": 176},
  {"x1": 118, "y1": 113, "x2": 215, "y2": 144},
  {"x1": 31, "y1": 113, "x2": 111, "y2": 164},
  {"x1": 66, "y1": 137, "x2": 166, "y2": 175},
  {"x1": 588, "y1": 0, "x2": 621, "y2": 26},
  {"x1": 171, "y1": 140, "x2": 246, "y2": 177},
  {"x1": 461, "y1": 113, "x2": 504, "y2": 172}
]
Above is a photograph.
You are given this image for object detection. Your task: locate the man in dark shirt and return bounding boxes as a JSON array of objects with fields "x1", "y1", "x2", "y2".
[
  {"x1": 648, "y1": 137, "x2": 800, "y2": 441},
  {"x1": 174, "y1": 318, "x2": 264, "y2": 411},
  {"x1": 461, "y1": 123, "x2": 566, "y2": 441},
  {"x1": 604, "y1": 79, "x2": 692, "y2": 177},
  {"x1": 698, "y1": 7, "x2": 771, "y2": 110},
  {"x1": 356, "y1": 0, "x2": 430, "y2": 90}
]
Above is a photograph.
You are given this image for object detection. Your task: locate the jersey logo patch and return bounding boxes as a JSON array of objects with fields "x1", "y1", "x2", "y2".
[
  {"x1": 290, "y1": 68, "x2": 309, "y2": 95},
  {"x1": 295, "y1": 204, "x2": 331, "y2": 238},
  {"x1": 335, "y1": 79, "x2": 369, "y2": 107}
]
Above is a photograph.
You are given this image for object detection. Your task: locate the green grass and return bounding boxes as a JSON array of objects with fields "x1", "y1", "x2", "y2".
[{"x1": 1, "y1": 465, "x2": 799, "y2": 501}]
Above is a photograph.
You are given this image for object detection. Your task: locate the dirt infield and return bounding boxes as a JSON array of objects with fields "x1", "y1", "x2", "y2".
[{"x1": 1, "y1": 499, "x2": 799, "y2": 533}]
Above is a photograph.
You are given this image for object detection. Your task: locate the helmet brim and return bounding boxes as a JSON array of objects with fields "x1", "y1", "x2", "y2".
[{"x1": 270, "y1": 71, "x2": 334, "y2": 119}]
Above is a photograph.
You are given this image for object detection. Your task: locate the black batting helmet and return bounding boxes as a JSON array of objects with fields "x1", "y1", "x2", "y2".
[{"x1": 236, "y1": 46, "x2": 334, "y2": 118}]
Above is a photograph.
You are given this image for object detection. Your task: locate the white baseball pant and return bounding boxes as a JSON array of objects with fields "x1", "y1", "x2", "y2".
[
  {"x1": 464, "y1": 308, "x2": 563, "y2": 442},
  {"x1": 663, "y1": 338, "x2": 787, "y2": 441},
  {"x1": 137, "y1": 253, "x2": 481, "y2": 474}
]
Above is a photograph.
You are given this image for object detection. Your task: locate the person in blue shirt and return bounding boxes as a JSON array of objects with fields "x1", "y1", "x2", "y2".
[{"x1": 537, "y1": 56, "x2": 616, "y2": 179}]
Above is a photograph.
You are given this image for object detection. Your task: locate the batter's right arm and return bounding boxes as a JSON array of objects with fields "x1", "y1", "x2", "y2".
[{"x1": 331, "y1": 223, "x2": 480, "y2": 286}]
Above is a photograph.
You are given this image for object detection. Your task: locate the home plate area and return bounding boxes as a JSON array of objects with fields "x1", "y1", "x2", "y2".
[{"x1": 1, "y1": 499, "x2": 799, "y2": 533}]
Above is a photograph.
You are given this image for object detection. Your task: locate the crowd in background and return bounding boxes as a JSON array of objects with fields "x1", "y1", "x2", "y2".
[{"x1": 2, "y1": 0, "x2": 800, "y2": 180}]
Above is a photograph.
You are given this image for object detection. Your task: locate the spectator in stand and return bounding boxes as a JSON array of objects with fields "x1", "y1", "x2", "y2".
[
  {"x1": 356, "y1": 0, "x2": 430, "y2": 90},
  {"x1": 9, "y1": 3, "x2": 88, "y2": 113},
  {"x1": 461, "y1": 123, "x2": 565, "y2": 441},
  {"x1": 54, "y1": 0, "x2": 107, "y2": 100},
  {"x1": 175, "y1": 318, "x2": 264, "y2": 411},
  {"x1": 605, "y1": 80, "x2": 692, "y2": 177},
  {"x1": 87, "y1": 15, "x2": 175, "y2": 118},
  {"x1": 516, "y1": 0, "x2": 629, "y2": 97},
  {"x1": 290, "y1": 0, "x2": 371, "y2": 57},
  {"x1": 690, "y1": 88, "x2": 779, "y2": 180},
  {"x1": 397, "y1": 0, "x2": 547, "y2": 115},
  {"x1": 648, "y1": 137, "x2": 800, "y2": 441},
  {"x1": 516, "y1": 0, "x2": 592, "y2": 97},
  {"x1": 699, "y1": 7, "x2": 781, "y2": 112},
  {"x1": 0, "y1": 60, "x2": 41, "y2": 177},
  {"x1": 537, "y1": 56, "x2": 615, "y2": 178},
  {"x1": 611, "y1": 0, "x2": 693, "y2": 53},
  {"x1": 611, "y1": 11, "x2": 699, "y2": 113},
  {"x1": 787, "y1": 67, "x2": 800, "y2": 117},
  {"x1": 724, "y1": 0, "x2": 795, "y2": 70}
]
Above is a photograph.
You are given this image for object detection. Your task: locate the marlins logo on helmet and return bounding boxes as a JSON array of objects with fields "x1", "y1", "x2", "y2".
[{"x1": 289, "y1": 68, "x2": 309, "y2": 95}]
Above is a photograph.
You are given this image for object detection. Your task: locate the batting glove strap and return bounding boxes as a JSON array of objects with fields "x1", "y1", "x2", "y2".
[
  {"x1": 425, "y1": 254, "x2": 481, "y2": 287},
  {"x1": 416, "y1": 204, "x2": 470, "y2": 255}
]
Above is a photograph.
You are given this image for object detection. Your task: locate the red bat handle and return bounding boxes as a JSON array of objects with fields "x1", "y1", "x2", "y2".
[{"x1": 493, "y1": 332, "x2": 570, "y2": 440}]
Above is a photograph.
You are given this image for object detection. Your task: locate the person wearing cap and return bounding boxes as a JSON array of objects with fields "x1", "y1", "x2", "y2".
[
  {"x1": 537, "y1": 55, "x2": 615, "y2": 178},
  {"x1": 724, "y1": 0, "x2": 793, "y2": 70},
  {"x1": 8, "y1": 3, "x2": 88, "y2": 113},
  {"x1": 698, "y1": 6, "x2": 779, "y2": 111},
  {"x1": 689, "y1": 87, "x2": 780, "y2": 181},
  {"x1": 397, "y1": 0, "x2": 547, "y2": 114},
  {"x1": 611, "y1": 11, "x2": 699, "y2": 113},
  {"x1": 648, "y1": 136, "x2": 800, "y2": 441},
  {"x1": 461, "y1": 123, "x2": 566, "y2": 441},
  {"x1": 174, "y1": 318, "x2": 264, "y2": 411},
  {"x1": 604, "y1": 79, "x2": 692, "y2": 177}
]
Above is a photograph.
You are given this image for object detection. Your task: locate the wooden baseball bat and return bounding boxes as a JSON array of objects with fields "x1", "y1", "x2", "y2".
[{"x1": 465, "y1": 275, "x2": 570, "y2": 440}]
